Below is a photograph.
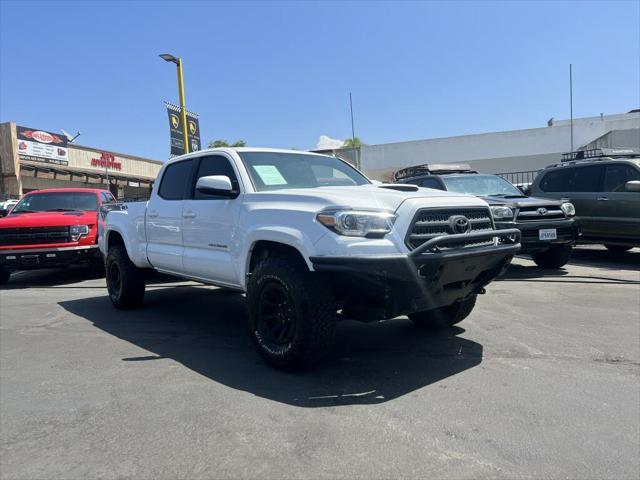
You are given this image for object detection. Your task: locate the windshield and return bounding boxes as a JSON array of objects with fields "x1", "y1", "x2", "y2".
[
  {"x1": 441, "y1": 175, "x2": 523, "y2": 197},
  {"x1": 11, "y1": 192, "x2": 99, "y2": 214},
  {"x1": 239, "y1": 152, "x2": 370, "y2": 191}
]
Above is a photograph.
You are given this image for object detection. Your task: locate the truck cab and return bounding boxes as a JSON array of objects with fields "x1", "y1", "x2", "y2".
[{"x1": 0, "y1": 188, "x2": 115, "y2": 284}]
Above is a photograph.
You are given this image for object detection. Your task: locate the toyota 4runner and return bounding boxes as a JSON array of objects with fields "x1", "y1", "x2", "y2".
[{"x1": 395, "y1": 164, "x2": 578, "y2": 269}]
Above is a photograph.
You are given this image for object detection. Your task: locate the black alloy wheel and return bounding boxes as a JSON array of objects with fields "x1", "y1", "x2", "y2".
[{"x1": 257, "y1": 281, "x2": 297, "y2": 349}]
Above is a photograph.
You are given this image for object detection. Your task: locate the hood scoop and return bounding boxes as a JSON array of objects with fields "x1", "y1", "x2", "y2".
[{"x1": 377, "y1": 184, "x2": 419, "y2": 192}]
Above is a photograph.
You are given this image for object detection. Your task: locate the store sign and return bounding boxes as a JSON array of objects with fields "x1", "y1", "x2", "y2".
[
  {"x1": 165, "y1": 102, "x2": 201, "y2": 156},
  {"x1": 91, "y1": 152, "x2": 122, "y2": 170},
  {"x1": 17, "y1": 126, "x2": 68, "y2": 165}
]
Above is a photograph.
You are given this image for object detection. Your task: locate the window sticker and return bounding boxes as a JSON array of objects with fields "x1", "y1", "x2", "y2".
[{"x1": 252, "y1": 165, "x2": 288, "y2": 185}]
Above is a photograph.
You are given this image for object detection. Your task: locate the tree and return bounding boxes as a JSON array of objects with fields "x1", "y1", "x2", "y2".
[
  {"x1": 208, "y1": 139, "x2": 247, "y2": 148},
  {"x1": 342, "y1": 137, "x2": 362, "y2": 148}
]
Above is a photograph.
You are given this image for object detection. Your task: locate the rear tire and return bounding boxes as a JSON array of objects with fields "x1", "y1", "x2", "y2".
[
  {"x1": 106, "y1": 245, "x2": 145, "y2": 309},
  {"x1": 531, "y1": 244, "x2": 573, "y2": 269},
  {"x1": 0, "y1": 267, "x2": 10, "y2": 285},
  {"x1": 409, "y1": 295, "x2": 477, "y2": 329},
  {"x1": 604, "y1": 244, "x2": 632, "y2": 253},
  {"x1": 247, "y1": 256, "x2": 336, "y2": 370}
]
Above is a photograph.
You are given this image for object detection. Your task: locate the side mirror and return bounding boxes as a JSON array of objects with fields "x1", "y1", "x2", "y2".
[
  {"x1": 196, "y1": 175, "x2": 238, "y2": 198},
  {"x1": 0, "y1": 209, "x2": 8, "y2": 218},
  {"x1": 625, "y1": 180, "x2": 640, "y2": 192}
]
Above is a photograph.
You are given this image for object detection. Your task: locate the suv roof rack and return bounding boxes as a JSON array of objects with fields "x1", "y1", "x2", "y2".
[
  {"x1": 561, "y1": 148, "x2": 640, "y2": 162},
  {"x1": 394, "y1": 163, "x2": 477, "y2": 181}
]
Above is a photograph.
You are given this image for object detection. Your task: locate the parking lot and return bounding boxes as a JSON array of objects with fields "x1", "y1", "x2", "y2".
[{"x1": 1, "y1": 246, "x2": 638, "y2": 479}]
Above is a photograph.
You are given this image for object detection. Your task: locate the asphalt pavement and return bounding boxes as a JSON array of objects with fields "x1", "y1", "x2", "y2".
[{"x1": 1, "y1": 246, "x2": 639, "y2": 479}]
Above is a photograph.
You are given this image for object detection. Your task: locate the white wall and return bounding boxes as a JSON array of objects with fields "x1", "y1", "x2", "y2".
[{"x1": 360, "y1": 112, "x2": 640, "y2": 181}]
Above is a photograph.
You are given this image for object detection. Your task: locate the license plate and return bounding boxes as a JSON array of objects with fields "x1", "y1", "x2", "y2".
[{"x1": 539, "y1": 228, "x2": 557, "y2": 241}]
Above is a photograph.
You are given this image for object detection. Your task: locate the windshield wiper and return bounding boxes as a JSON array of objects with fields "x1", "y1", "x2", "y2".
[
  {"x1": 11, "y1": 209, "x2": 37, "y2": 214},
  {"x1": 46, "y1": 208, "x2": 80, "y2": 212},
  {"x1": 487, "y1": 193, "x2": 526, "y2": 198}
]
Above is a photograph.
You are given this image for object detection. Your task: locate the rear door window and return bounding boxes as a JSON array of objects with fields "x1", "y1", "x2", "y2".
[
  {"x1": 539, "y1": 169, "x2": 573, "y2": 192},
  {"x1": 158, "y1": 160, "x2": 194, "y2": 200},
  {"x1": 603, "y1": 164, "x2": 640, "y2": 192},
  {"x1": 569, "y1": 165, "x2": 604, "y2": 192}
]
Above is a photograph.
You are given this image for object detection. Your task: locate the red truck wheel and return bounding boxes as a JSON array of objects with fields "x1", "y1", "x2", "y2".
[{"x1": 0, "y1": 268, "x2": 10, "y2": 285}]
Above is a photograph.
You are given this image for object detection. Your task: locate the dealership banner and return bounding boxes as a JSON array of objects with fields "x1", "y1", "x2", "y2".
[
  {"x1": 165, "y1": 102, "x2": 201, "y2": 156},
  {"x1": 17, "y1": 126, "x2": 69, "y2": 165}
]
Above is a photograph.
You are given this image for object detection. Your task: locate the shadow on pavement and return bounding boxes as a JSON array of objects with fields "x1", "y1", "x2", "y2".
[
  {"x1": 500, "y1": 246, "x2": 639, "y2": 285},
  {"x1": 59, "y1": 286, "x2": 483, "y2": 408},
  {"x1": 569, "y1": 246, "x2": 640, "y2": 271},
  {"x1": 1, "y1": 265, "x2": 103, "y2": 289}
]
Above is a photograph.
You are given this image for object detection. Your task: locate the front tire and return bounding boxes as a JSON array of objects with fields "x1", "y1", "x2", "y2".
[
  {"x1": 604, "y1": 244, "x2": 632, "y2": 253},
  {"x1": 0, "y1": 267, "x2": 10, "y2": 285},
  {"x1": 106, "y1": 245, "x2": 145, "y2": 309},
  {"x1": 247, "y1": 256, "x2": 337, "y2": 370},
  {"x1": 531, "y1": 244, "x2": 573, "y2": 269},
  {"x1": 409, "y1": 295, "x2": 477, "y2": 329}
]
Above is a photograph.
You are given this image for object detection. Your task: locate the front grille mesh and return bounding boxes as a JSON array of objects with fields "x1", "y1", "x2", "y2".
[
  {"x1": 0, "y1": 226, "x2": 71, "y2": 246},
  {"x1": 516, "y1": 206, "x2": 565, "y2": 221},
  {"x1": 406, "y1": 207, "x2": 493, "y2": 250}
]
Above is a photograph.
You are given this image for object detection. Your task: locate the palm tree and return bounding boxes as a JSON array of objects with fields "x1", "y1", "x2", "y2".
[{"x1": 342, "y1": 137, "x2": 362, "y2": 148}]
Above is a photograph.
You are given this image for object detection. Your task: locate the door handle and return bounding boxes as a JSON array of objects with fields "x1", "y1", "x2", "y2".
[
  {"x1": 148, "y1": 211, "x2": 159, "y2": 218},
  {"x1": 183, "y1": 211, "x2": 197, "y2": 219},
  {"x1": 597, "y1": 196, "x2": 609, "y2": 201}
]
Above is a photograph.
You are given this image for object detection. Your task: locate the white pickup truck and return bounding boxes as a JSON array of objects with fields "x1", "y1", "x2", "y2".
[{"x1": 100, "y1": 148, "x2": 520, "y2": 369}]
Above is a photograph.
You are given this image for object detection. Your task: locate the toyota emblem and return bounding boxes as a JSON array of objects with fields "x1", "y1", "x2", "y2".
[
  {"x1": 449, "y1": 215, "x2": 472, "y2": 234},
  {"x1": 536, "y1": 207, "x2": 548, "y2": 215}
]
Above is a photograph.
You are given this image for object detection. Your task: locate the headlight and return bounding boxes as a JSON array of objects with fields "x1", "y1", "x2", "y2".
[
  {"x1": 316, "y1": 209, "x2": 396, "y2": 237},
  {"x1": 70, "y1": 225, "x2": 90, "y2": 241},
  {"x1": 561, "y1": 202, "x2": 576, "y2": 217},
  {"x1": 490, "y1": 206, "x2": 514, "y2": 220}
]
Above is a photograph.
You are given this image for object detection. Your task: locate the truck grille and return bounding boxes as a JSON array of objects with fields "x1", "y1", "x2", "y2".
[
  {"x1": 0, "y1": 226, "x2": 71, "y2": 246},
  {"x1": 516, "y1": 206, "x2": 565, "y2": 222},
  {"x1": 406, "y1": 207, "x2": 494, "y2": 250}
]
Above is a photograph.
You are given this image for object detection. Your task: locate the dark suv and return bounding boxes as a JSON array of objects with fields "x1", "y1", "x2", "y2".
[
  {"x1": 395, "y1": 164, "x2": 578, "y2": 268},
  {"x1": 530, "y1": 148, "x2": 640, "y2": 252}
]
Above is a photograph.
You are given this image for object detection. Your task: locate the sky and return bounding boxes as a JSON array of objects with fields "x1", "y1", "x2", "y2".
[{"x1": 1, "y1": 0, "x2": 638, "y2": 161}]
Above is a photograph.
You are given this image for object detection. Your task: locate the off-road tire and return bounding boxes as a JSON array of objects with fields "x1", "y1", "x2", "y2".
[
  {"x1": 0, "y1": 268, "x2": 10, "y2": 285},
  {"x1": 106, "y1": 245, "x2": 145, "y2": 309},
  {"x1": 531, "y1": 244, "x2": 573, "y2": 269},
  {"x1": 604, "y1": 244, "x2": 632, "y2": 253},
  {"x1": 247, "y1": 256, "x2": 336, "y2": 370},
  {"x1": 409, "y1": 295, "x2": 477, "y2": 329}
]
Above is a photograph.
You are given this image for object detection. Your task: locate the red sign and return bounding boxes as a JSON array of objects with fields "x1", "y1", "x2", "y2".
[
  {"x1": 91, "y1": 152, "x2": 122, "y2": 171},
  {"x1": 20, "y1": 129, "x2": 65, "y2": 144}
]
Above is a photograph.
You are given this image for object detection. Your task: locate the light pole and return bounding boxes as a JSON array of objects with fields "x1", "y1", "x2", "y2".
[{"x1": 159, "y1": 53, "x2": 190, "y2": 154}]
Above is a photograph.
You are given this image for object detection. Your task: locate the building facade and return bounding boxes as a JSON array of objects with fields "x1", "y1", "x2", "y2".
[
  {"x1": 0, "y1": 122, "x2": 163, "y2": 199},
  {"x1": 321, "y1": 111, "x2": 640, "y2": 182}
]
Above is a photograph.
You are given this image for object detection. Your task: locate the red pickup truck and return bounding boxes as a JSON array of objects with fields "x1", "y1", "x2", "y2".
[{"x1": 0, "y1": 188, "x2": 116, "y2": 285}]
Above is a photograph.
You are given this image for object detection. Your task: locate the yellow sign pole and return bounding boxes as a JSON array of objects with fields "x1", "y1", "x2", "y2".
[{"x1": 176, "y1": 58, "x2": 189, "y2": 154}]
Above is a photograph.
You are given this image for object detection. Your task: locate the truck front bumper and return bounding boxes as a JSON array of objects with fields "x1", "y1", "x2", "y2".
[
  {"x1": 495, "y1": 218, "x2": 578, "y2": 254},
  {"x1": 0, "y1": 245, "x2": 101, "y2": 271},
  {"x1": 311, "y1": 229, "x2": 521, "y2": 319}
]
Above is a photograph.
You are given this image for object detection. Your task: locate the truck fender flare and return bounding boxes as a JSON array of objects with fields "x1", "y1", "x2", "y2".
[{"x1": 241, "y1": 228, "x2": 315, "y2": 287}]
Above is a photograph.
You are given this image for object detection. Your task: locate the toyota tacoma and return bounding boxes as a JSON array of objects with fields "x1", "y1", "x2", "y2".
[{"x1": 100, "y1": 148, "x2": 521, "y2": 369}]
